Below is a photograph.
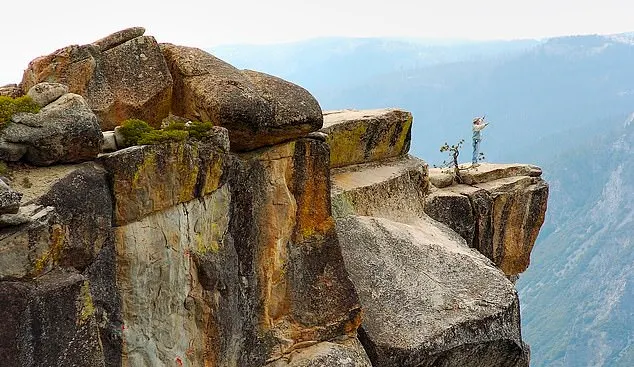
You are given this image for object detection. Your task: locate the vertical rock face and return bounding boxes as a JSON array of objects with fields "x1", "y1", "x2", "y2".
[
  {"x1": 97, "y1": 137, "x2": 362, "y2": 366},
  {"x1": 21, "y1": 28, "x2": 173, "y2": 130},
  {"x1": 114, "y1": 190, "x2": 233, "y2": 366}
]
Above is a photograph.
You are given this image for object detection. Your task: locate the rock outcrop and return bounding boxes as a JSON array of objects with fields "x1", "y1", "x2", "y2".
[
  {"x1": 324, "y1": 111, "x2": 540, "y2": 366},
  {"x1": 0, "y1": 84, "x2": 23, "y2": 98},
  {"x1": 425, "y1": 165, "x2": 549, "y2": 276},
  {"x1": 0, "y1": 28, "x2": 548, "y2": 367}
]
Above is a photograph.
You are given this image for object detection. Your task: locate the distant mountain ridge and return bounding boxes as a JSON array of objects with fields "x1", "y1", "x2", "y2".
[{"x1": 210, "y1": 33, "x2": 634, "y2": 164}]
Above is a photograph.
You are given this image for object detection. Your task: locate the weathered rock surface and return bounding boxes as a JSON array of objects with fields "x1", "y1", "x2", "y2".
[
  {"x1": 321, "y1": 109, "x2": 412, "y2": 168},
  {"x1": 99, "y1": 137, "x2": 362, "y2": 365},
  {"x1": 0, "y1": 84, "x2": 23, "y2": 98},
  {"x1": 98, "y1": 35, "x2": 173, "y2": 129},
  {"x1": 331, "y1": 155, "x2": 429, "y2": 223},
  {"x1": 0, "y1": 179, "x2": 22, "y2": 215},
  {"x1": 26, "y1": 82, "x2": 69, "y2": 107},
  {"x1": 423, "y1": 188, "x2": 476, "y2": 246},
  {"x1": 162, "y1": 44, "x2": 323, "y2": 151},
  {"x1": 0, "y1": 270, "x2": 105, "y2": 367},
  {"x1": 337, "y1": 215, "x2": 527, "y2": 367},
  {"x1": 267, "y1": 337, "x2": 372, "y2": 367},
  {"x1": 36, "y1": 164, "x2": 113, "y2": 271},
  {"x1": 99, "y1": 138, "x2": 227, "y2": 225},
  {"x1": 21, "y1": 30, "x2": 172, "y2": 130},
  {"x1": 115, "y1": 189, "x2": 233, "y2": 366},
  {"x1": 0, "y1": 163, "x2": 111, "y2": 279},
  {"x1": 0, "y1": 163, "x2": 94, "y2": 276},
  {"x1": 0, "y1": 204, "x2": 59, "y2": 280},
  {"x1": 1, "y1": 93, "x2": 102, "y2": 165},
  {"x1": 424, "y1": 164, "x2": 549, "y2": 275}
]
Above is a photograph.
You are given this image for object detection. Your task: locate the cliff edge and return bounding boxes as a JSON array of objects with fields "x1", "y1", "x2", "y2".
[{"x1": 0, "y1": 28, "x2": 548, "y2": 367}]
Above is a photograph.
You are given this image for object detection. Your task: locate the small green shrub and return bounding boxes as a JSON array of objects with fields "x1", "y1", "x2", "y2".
[
  {"x1": 0, "y1": 95, "x2": 40, "y2": 128},
  {"x1": 435, "y1": 139, "x2": 465, "y2": 183},
  {"x1": 119, "y1": 118, "x2": 214, "y2": 147},
  {"x1": 118, "y1": 119, "x2": 154, "y2": 146},
  {"x1": 183, "y1": 121, "x2": 214, "y2": 139},
  {"x1": 137, "y1": 129, "x2": 189, "y2": 145}
]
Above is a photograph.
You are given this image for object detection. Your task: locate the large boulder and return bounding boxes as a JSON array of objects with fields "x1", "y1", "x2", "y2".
[
  {"x1": 161, "y1": 44, "x2": 323, "y2": 151},
  {"x1": 1, "y1": 93, "x2": 102, "y2": 165},
  {"x1": 21, "y1": 27, "x2": 173, "y2": 130},
  {"x1": 337, "y1": 215, "x2": 528, "y2": 367},
  {"x1": 320, "y1": 109, "x2": 412, "y2": 168}
]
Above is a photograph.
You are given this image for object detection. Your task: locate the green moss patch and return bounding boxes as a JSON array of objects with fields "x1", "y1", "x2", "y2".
[
  {"x1": 119, "y1": 119, "x2": 214, "y2": 147},
  {"x1": 0, "y1": 95, "x2": 40, "y2": 127}
]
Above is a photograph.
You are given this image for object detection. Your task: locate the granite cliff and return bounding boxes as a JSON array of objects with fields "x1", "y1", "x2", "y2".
[{"x1": 0, "y1": 28, "x2": 548, "y2": 367}]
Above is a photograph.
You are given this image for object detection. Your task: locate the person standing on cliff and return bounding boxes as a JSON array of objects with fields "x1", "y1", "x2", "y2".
[{"x1": 472, "y1": 116, "x2": 489, "y2": 165}]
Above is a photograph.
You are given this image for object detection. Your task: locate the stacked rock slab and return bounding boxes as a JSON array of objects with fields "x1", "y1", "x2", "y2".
[
  {"x1": 425, "y1": 165, "x2": 549, "y2": 276},
  {"x1": 323, "y1": 108, "x2": 533, "y2": 366},
  {"x1": 321, "y1": 109, "x2": 412, "y2": 168}
]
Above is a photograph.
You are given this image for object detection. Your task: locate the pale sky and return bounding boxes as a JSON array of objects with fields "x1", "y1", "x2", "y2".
[{"x1": 1, "y1": 0, "x2": 632, "y2": 84}]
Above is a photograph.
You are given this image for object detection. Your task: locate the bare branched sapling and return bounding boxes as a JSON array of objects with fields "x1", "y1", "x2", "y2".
[{"x1": 438, "y1": 139, "x2": 464, "y2": 183}]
